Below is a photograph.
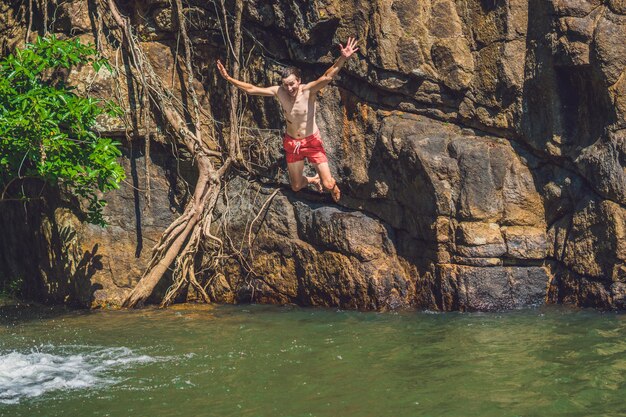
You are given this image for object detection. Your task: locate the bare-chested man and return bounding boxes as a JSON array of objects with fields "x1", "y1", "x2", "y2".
[{"x1": 216, "y1": 37, "x2": 359, "y2": 202}]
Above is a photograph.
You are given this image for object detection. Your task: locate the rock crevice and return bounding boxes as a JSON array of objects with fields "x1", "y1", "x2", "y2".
[{"x1": 0, "y1": 0, "x2": 624, "y2": 310}]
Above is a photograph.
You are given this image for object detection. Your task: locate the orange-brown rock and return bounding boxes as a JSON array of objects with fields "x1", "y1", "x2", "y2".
[{"x1": 1, "y1": 0, "x2": 625, "y2": 311}]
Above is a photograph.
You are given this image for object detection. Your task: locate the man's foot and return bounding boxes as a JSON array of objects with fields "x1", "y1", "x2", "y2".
[
  {"x1": 330, "y1": 183, "x2": 341, "y2": 203},
  {"x1": 308, "y1": 174, "x2": 323, "y2": 193}
]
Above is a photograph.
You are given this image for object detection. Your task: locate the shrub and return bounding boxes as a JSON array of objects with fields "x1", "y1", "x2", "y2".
[{"x1": 0, "y1": 35, "x2": 125, "y2": 226}]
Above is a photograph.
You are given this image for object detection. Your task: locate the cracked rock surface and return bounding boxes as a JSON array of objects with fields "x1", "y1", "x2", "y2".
[{"x1": 1, "y1": 0, "x2": 625, "y2": 311}]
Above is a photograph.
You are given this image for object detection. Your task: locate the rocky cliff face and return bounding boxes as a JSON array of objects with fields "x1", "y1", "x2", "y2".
[{"x1": 1, "y1": 0, "x2": 625, "y2": 311}]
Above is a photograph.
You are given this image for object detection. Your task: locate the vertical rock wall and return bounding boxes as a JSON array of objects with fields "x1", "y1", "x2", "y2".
[{"x1": 0, "y1": 0, "x2": 624, "y2": 310}]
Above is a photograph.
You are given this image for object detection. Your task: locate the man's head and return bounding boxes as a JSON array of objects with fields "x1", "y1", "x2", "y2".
[{"x1": 281, "y1": 66, "x2": 301, "y2": 97}]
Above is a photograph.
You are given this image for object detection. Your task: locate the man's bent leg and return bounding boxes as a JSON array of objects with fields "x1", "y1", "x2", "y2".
[
  {"x1": 313, "y1": 162, "x2": 340, "y2": 202},
  {"x1": 287, "y1": 161, "x2": 320, "y2": 192}
]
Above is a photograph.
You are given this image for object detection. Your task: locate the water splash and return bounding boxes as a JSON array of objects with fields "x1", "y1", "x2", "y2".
[{"x1": 0, "y1": 346, "x2": 156, "y2": 404}]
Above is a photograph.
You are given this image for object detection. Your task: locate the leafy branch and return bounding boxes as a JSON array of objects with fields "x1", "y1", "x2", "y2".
[{"x1": 0, "y1": 35, "x2": 125, "y2": 226}]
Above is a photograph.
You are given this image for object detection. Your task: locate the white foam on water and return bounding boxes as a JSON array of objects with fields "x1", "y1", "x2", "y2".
[{"x1": 0, "y1": 346, "x2": 158, "y2": 404}]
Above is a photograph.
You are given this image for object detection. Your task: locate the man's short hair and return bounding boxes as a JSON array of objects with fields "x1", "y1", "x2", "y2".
[{"x1": 280, "y1": 66, "x2": 301, "y2": 80}]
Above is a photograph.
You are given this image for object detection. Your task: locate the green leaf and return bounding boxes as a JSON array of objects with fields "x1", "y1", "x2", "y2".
[{"x1": 0, "y1": 35, "x2": 125, "y2": 227}]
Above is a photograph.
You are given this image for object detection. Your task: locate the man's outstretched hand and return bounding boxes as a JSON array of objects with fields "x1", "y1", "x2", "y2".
[
  {"x1": 340, "y1": 37, "x2": 359, "y2": 59},
  {"x1": 216, "y1": 59, "x2": 230, "y2": 80}
]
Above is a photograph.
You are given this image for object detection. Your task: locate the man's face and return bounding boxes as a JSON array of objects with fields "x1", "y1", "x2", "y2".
[{"x1": 282, "y1": 74, "x2": 301, "y2": 97}]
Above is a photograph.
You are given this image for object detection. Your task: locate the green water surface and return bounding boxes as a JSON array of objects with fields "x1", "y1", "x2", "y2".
[{"x1": 1, "y1": 304, "x2": 625, "y2": 417}]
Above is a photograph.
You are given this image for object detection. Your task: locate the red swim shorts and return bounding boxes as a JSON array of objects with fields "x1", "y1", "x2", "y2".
[{"x1": 283, "y1": 131, "x2": 328, "y2": 164}]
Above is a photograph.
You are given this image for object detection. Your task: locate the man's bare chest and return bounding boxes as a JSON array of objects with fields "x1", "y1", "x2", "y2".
[{"x1": 278, "y1": 92, "x2": 313, "y2": 121}]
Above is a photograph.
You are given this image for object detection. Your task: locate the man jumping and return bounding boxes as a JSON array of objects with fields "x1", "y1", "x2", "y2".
[{"x1": 216, "y1": 37, "x2": 359, "y2": 202}]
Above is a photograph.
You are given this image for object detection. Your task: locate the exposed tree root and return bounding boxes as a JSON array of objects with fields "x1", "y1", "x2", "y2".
[
  {"x1": 25, "y1": 0, "x2": 33, "y2": 42},
  {"x1": 97, "y1": 0, "x2": 249, "y2": 308}
]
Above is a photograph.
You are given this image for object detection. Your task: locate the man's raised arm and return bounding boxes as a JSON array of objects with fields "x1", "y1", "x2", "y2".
[
  {"x1": 305, "y1": 37, "x2": 359, "y2": 92},
  {"x1": 217, "y1": 60, "x2": 278, "y2": 97}
]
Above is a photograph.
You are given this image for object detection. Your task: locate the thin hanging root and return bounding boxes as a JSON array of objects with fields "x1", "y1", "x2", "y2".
[
  {"x1": 218, "y1": 0, "x2": 246, "y2": 164},
  {"x1": 25, "y1": 0, "x2": 33, "y2": 42},
  {"x1": 186, "y1": 248, "x2": 211, "y2": 303},
  {"x1": 173, "y1": 0, "x2": 201, "y2": 134},
  {"x1": 41, "y1": 0, "x2": 48, "y2": 35},
  {"x1": 203, "y1": 224, "x2": 224, "y2": 248},
  {"x1": 98, "y1": 0, "x2": 269, "y2": 308},
  {"x1": 247, "y1": 188, "x2": 279, "y2": 249},
  {"x1": 143, "y1": 92, "x2": 151, "y2": 207}
]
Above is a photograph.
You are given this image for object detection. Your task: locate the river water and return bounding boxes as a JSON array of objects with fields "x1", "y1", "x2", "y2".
[{"x1": 1, "y1": 303, "x2": 625, "y2": 417}]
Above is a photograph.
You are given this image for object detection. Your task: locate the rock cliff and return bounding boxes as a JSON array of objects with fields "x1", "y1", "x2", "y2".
[{"x1": 1, "y1": 0, "x2": 624, "y2": 310}]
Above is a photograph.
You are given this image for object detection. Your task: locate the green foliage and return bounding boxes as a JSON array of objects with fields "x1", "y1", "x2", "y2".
[
  {"x1": 0, "y1": 274, "x2": 23, "y2": 298},
  {"x1": 0, "y1": 35, "x2": 125, "y2": 226}
]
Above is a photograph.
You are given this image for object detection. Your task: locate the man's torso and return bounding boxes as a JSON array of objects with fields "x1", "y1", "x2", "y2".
[{"x1": 276, "y1": 87, "x2": 318, "y2": 138}]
